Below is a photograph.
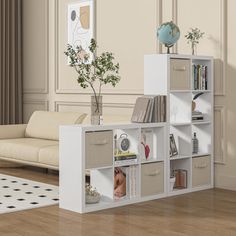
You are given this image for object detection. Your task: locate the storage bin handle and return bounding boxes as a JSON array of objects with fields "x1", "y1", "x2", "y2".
[
  {"x1": 195, "y1": 163, "x2": 207, "y2": 169},
  {"x1": 146, "y1": 170, "x2": 160, "y2": 176},
  {"x1": 173, "y1": 66, "x2": 186, "y2": 71},
  {"x1": 92, "y1": 140, "x2": 108, "y2": 145}
]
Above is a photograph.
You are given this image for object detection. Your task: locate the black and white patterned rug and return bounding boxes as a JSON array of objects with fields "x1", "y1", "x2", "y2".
[{"x1": 0, "y1": 174, "x2": 59, "y2": 214}]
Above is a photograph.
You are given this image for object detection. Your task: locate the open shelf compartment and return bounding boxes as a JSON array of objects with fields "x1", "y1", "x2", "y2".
[
  {"x1": 86, "y1": 167, "x2": 114, "y2": 208},
  {"x1": 192, "y1": 92, "x2": 212, "y2": 122},
  {"x1": 192, "y1": 123, "x2": 212, "y2": 155},
  {"x1": 170, "y1": 92, "x2": 192, "y2": 124},
  {"x1": 114, "y1": 164, "x2": 140, "y2": 201},
  {"x1": 192, "y1": 59, "x2": 212, "y2": 91},
  {"x1": 141, "y1": 126, "x2": 165, "y2": 163},
  {"x1": 170, "y1": 158, "x2": 191, "y2": 192},
  {"x1": 113, "y1": 128, "x2": 140, "y2": 166},
  {"x1": 170, "y1": 125, "x2": 192, "y2": 158}
]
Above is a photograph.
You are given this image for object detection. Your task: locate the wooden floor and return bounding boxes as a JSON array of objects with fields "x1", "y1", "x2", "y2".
[{"x1": 0, "y1": 168, "x2": 236, "y2": 236}]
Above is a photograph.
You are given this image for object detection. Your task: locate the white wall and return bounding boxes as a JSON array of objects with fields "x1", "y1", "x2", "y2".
[{"x1": 22, "y1": 0, "x2": 236, "y2": 190}]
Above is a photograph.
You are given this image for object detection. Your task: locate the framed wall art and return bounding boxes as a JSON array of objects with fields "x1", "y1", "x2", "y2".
[{"x1": 68, "y1": 0, "x2": 95, "y2": 61}]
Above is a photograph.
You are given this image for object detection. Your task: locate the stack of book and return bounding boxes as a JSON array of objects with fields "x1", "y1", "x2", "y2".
[
  {"x1": 131, "y1": 95, "x2": 166, "y2": 123},
  {"x1": 114, "y1": 152, "x2": 138, "y2": 166},
  {"x1": 192, "y1": 111, "x2": 204, "y2": 121},
  {"x1": 192, "y1": 64, "x2": 208, "y2": 90}
]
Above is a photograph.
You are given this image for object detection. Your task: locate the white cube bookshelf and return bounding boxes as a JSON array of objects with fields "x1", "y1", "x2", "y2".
[
  {"x1": 144, "y1": 54, "x2": 214, "y2": 196},
  {"x1": 59, "y1": 54, "x2": 214, "y2": 214}
]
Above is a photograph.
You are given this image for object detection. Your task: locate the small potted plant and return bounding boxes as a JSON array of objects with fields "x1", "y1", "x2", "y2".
[
  {"x1": 65, "y1": 39, "x2": 121, "y2": 125},
  {"x1": 185, "y1": 28, "x2": 205, "y2": 55}
]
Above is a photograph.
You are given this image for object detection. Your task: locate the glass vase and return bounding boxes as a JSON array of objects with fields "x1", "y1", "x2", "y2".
[
  {"x1": 91, "y1": 95, "x2": 103, "y2": 125},
  {"x1": 192, "y1": 44, "x2": 197, "y2": 55}
]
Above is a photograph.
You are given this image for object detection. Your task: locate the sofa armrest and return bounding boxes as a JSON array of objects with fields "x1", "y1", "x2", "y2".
[{"x1": 0, "y1": 124, "x2": 27, "y2": 139}]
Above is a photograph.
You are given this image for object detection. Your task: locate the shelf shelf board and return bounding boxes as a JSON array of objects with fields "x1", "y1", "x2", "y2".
[
  {"x1": 170, "y1": 90, "x2": 191, "y2": 93},
  {"x1": 169, "y1": 188, "x2": 190, "y2": 196},
  {"x1": 85, "y1": 196, "x2": 113, "y2": 209},
  {"x1": 171, "y1": 122, "x2": 191, "y2": 127},
  {"x1": 86, "y1": 166, "x2": 113, "y2": 171},
  {"x1": 141, "y1": 158, "x2": 164, "y2": 164},
  {"x1": 192, "y1": 153, "x2": 211, "y2": 158},
  {"x1": 192, "y1": 90, "x2": 211, "y2": 93},
  {"x1": 192, "y1": 121, "x2": 211, "y2": 125},
  {"x1": 170, "y1": 155, "x2": 191, "y2": 161},
  {"x1": 113, "y1": 196, "x2": 138, "y2": 203},
  {"x1": 140, "y1": 122, "x2": 166, "y2": 128},
  {"x1": 114, "y1": 161, "x2": 138, "y2": 167}
]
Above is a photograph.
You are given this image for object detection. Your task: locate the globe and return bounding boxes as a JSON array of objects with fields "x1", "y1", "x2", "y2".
[{"x1": 157, "y1": 21, "x2": 180, "y2": 53}]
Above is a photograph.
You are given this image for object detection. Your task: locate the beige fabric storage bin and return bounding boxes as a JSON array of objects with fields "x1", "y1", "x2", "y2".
[
  {"x1": 170, "y1": 59, "x2": 191, "y2": 90},
  {"x1": 141, "y1": 162, "x2": 164, "y2": 196},
  {"x1": 85, "y1": 131, "x2": 113, "y2": 169},
  {"x1": 192, "y1": 156, "x2": 211, "y2": 187}
]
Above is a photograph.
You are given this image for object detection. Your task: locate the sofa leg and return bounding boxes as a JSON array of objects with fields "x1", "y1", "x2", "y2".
[{"x1": 45, "y1": 168, "x2": 49, "y2": 174}]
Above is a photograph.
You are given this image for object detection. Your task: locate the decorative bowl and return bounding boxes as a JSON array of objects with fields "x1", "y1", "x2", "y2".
[{"x1": 86, "y1": 194, "x2": 101, "y2": 204}]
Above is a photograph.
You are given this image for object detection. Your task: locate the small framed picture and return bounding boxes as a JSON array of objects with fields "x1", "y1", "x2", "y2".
[{"x1": 170, "y1": 134, "x2": 178, "y2": 157}]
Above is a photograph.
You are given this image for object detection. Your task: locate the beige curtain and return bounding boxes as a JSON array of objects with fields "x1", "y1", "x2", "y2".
[{"x1": 0, "y1": 0, "x2": 23, "y2": 125}]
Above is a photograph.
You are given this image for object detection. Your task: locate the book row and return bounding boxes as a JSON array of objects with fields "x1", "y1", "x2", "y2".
[
  {"x1": 131, "y1": 95, "x2": 166, "y2": 123},
  {"x1": 192, "y1": 64, "x2": 208, "y2": 90}
]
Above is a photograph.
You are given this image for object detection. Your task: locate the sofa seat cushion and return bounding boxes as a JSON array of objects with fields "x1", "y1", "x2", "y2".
[
  {"x1": 39, "y1": 145, "x2": 59, "y2": 167},
  {"x1": 0, "y1": 138, "x2": 58, "y2": 163},
  {"x1": 25, "y1": 111, "x2": 87, "y2": 141}
]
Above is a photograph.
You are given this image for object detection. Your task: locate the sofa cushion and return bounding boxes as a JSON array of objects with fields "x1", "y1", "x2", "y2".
[
  {"x1": 25, "y1": 111, "x2": 87, "y2": 141},
  {"x1": 0, "y1": 138, "x2": 58, "y2": 163},
  {"x1": 39, "y1": 145, "x2": 59, "y2": 167}
]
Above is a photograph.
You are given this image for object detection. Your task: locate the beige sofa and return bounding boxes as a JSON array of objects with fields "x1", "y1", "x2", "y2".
[{"x1": 0, "y1": 111, "x2": 87, "y2": 170}]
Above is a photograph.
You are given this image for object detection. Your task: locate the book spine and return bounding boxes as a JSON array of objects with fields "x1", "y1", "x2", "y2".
[
  {"x1": 192, "y1": 65, "x2": 195, "y2": 90},
  {"x1": 126, "y1": 167, "x2": 130, "y2": 198},
  {"x1": 129, "y1": 166, "x2": 133, "y2": 198},
  {"x1": 194, "y1": 65, "x2": 197, "y2": 90},
  {"x1": 158, "y1": 96, "x2": 161, "y2": 122},
  {"x1": 163, "y1": 96, "x2": 166, "y2": 122},
  {"x1": 197, "y1": 65, "x2": 200, "y2": 90},
  {"x1": 132, "y1": 166, "x2": 137, "y2": 198}
]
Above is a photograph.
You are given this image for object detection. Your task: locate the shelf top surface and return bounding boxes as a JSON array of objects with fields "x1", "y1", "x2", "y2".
[
  {"x1": 61, "y1": 122, "x2": 166, "y2": 131},
  {"x1": 145, "y1": 54, "x2": 213, "y2": 61}
]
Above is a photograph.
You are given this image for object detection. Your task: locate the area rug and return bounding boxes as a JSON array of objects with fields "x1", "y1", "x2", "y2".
[{"x1": 0, "y1": 174, "x2": 59, "y2": 214}]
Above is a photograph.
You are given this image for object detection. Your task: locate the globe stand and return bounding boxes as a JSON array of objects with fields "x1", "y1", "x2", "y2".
[{"x1": 165, "y1": 44, "x2": 173, "y2": 54}]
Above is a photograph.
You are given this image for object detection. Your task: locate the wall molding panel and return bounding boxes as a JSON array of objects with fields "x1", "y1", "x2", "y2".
[
  {"x1": 215, "y1": 0, "x2": 227, "y2": 96},
  {"x1": 55, "y1": 101, "x2": 134, "y2": 112},
  {"x1": 156, "y1": 0, "x2": 163, "y2": 53},
  {"x1": 214, "y1": 105, "x2": 226, "y2": 164},
  {"x1": 23, "y1": 0, "x2": 49, "y2": 94},
  {"x1": 23, "y1": 99, "x2": 49, "y2": 110},
  {"x1": 23, "y1": 99, "x2": 49, "y2": 123}
]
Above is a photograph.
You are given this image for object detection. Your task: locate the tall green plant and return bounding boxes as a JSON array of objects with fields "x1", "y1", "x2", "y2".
[{"x1": 65, "y1": 39, "x2": 120, "y2": 112}]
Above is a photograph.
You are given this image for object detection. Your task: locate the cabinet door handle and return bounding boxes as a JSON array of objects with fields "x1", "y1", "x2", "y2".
[
  {"x1": 146, "y1": 170, "x2": 160, "y2": 176},
  {"x1": 92, "y1": 140, "x2": 108, "y2": 145},
  {"x1": 173, "y1": 66, "x2": 186, "y2": 71}
]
